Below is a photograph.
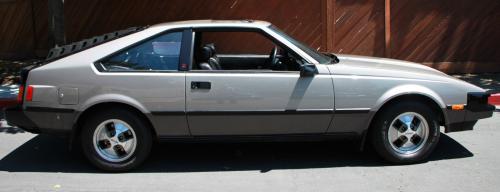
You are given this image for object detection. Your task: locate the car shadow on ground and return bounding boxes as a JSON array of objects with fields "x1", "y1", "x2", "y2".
[{"x1": 0, "y1": 133, "x2": 473, "y2": 173}]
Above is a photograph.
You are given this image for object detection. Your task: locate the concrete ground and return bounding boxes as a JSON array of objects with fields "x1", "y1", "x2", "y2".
[{"x1": 0, "y1": 110, "x2": 499, "y2": 192}]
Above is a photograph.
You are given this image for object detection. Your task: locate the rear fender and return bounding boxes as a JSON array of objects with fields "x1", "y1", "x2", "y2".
[{"x1": 75, "y1": 93, "x2": 150, "y2": 123}]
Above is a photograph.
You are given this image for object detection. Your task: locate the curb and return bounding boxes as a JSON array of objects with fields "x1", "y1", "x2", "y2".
[{"x1": 489, "y1": 94, "x2": 500, "y2": 106}]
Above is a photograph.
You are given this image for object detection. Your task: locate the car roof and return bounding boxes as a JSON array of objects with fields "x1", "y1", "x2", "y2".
[
  {"x1": 43, "y1": 20, "x2": 272, "y2": 64},
  {"x1": 151, "y1": 20, "x2": 272, "y2": 29}
]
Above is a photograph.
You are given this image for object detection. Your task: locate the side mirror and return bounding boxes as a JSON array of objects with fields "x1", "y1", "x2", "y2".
[{"x1": 300, "y1": 64, "x2": 318, "y2": 77}]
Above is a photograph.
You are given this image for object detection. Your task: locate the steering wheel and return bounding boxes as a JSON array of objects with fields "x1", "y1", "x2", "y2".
[{"x1": 269, "y1": 47, "x2": 279, "y2": 67}]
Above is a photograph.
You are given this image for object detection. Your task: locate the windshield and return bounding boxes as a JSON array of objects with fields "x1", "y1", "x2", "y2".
[{"x1": 269, "y1": 25, "x2": 332, "y2": 64}]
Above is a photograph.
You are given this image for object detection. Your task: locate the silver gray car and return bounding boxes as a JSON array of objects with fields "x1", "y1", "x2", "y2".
[{"x1": 5, "y1": 20, "x2": 494, "y2": 171}]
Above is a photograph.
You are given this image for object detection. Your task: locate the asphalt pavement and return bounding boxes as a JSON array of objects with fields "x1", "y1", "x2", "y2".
[{"x1": 0, "y1": 109, "x2": 499, "y2": 192}]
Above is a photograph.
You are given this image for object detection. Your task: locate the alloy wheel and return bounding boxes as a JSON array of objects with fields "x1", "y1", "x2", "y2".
[
  {"x1": 92, "y1": 119, "x2": 137, "y2": 162},
  {"x1": 387, "y1": 112, "x2": 429, "y2": 155}
]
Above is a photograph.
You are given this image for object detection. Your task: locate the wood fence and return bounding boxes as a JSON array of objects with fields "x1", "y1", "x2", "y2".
[{"x1": 0, "y1": 0, "x2": 499, "y2": 73}]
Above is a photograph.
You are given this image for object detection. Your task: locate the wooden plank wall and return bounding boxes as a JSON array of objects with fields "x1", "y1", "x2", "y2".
[
  {"x1": 332, "y1": 0, "x2": 385, "y2": 57},
  {"x1": 389, "y1": 0, "x2": 500, "y2": 73},
  {"x1": 0, "y1": 0, "x2": 499, "y2": 73},
  {"x1": 64, "y1": 0, "x2": 325, "y2": 53},
  {"x1": 0, "y1": 0, "x2": 47, "y2": 59}
]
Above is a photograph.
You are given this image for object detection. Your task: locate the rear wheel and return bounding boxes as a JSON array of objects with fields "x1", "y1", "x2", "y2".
[
  {"x1": 81, "y1": 109, "x2": 152, "y2": 172},
  {"x1": 370, "y1": 102, "x2": 440, "y2": 163}
]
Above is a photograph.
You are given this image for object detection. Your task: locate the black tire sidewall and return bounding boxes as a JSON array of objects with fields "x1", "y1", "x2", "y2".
[
  {"x1": 81, "y1": 110, "x2": 152, "y2": 172},
  {"x1": 372, "y1": 102, "x2": 440, "y2": 163}
]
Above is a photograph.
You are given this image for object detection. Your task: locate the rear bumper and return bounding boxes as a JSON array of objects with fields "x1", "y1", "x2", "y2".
[
  {"x1": 4, "y1": 105, "x2": 75, "y2": 136},
  {"x1": 445, "y1": 92, "x2": 495, "y2": 133},
  {"x1": 4, "y1": 105, "x2": 40, "y2": 133}
]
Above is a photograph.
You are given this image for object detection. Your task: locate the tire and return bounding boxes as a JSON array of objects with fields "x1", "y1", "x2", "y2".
[
  {"x1": 370, "y1": 102, "x2": 440, "y2": 163},
  {"x1": 80, "y1": 109, "x2": 152, "y2": 172}
]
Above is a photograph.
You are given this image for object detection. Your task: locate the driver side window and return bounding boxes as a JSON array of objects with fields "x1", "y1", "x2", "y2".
[
  {"x1": 100, "y1": 32, "x2": 183, "y2": 72},
  {"x1": 193, "y1": 30, "x2": 305, "y2": 72}
]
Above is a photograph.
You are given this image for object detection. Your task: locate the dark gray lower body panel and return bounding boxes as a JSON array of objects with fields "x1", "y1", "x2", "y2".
[
  {"x1": 148, "y1": 113, "x2": 190, "y2": 136},
  {"x1": 159, "y1": 132, "x2": 360, "y2": 143},
  {"x1": 186, "y1": 111, "x2": 334, "y2": 136},
  {"x1": 328, "y1": 110, "x2": 373, "y2": 134}
]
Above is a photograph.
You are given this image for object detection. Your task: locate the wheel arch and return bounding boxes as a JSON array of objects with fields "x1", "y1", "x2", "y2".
[
  {"x1": 359, "y1": 85, "x2": 448, "y2": 150},
  {"x1": 359, "y1": 92, "x2": 446, "y2": 151},
  {"x1": 370, "y1": 94, "x2": 446, "y2": 127},
  {"x1": 374, "y1": 84, "x2": 446, "y2": 110},
  {"x1": 77, "y1": 94, "x2": 151, "y2": 115},
  {"x1": 70, "y1": 100, "x2": 158, "y2": 149},
  {"x1": 371, "y1": 84, "x2": 447, "y2": 125}
]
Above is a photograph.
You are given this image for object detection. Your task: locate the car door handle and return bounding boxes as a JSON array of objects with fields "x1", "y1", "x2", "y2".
[{"x1": 191, "y1": 81, "x2": 211, "y2": 90}]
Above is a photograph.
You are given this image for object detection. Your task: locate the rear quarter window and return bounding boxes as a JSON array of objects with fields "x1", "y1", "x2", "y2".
[{"x1": 100, "y1": 32, "x2": 183, "y2": 72}]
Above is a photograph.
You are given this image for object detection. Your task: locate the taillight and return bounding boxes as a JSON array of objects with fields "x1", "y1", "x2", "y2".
[
  {"x1": 26, "y1": 85, "x2": 34, "y2": 101},
  {"x1": 17, "y1": 85, "x2": 34, "y2": 103},
  {"x1": 489, "y1": 93, "x2": 500, "y2": 106},
  {"x1": 17, "y1": 85, "x2": 24, "y2": 103}
]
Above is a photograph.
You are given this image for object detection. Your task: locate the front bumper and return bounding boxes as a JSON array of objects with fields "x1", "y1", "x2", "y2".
[{"x1": 445, "y1": 92, "x2": 495, "y2": 133}]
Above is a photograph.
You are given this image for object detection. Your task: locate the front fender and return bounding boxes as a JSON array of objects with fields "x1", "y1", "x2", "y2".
[{"x1": 373, "y1": 84, "x2": 446, "y2": 111}]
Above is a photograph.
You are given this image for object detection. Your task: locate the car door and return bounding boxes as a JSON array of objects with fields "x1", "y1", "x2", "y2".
[{"x1": 185, "y1": 65, "x2": 334, "y2": 136}]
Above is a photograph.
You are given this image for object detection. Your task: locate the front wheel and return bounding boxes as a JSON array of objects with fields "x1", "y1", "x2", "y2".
[
  {"x1": 81, "y1": 109, "x2": 152, "y2": 172},
  {"x1": 370, "y1": 102, "x2": 440, "y2": 163}
]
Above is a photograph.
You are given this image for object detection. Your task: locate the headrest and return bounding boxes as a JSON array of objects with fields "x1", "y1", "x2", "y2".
[
  {"x1": 204, "y1": 43, "x2": 216, "y2": 54},
  {"x1": 200, "y1": 46, "x2": 213, "y2": 61}
]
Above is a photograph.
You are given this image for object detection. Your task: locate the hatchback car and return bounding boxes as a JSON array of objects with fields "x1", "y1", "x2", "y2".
[{"x1": 6, "y1": 20, "x2": 494, "y2": 171}]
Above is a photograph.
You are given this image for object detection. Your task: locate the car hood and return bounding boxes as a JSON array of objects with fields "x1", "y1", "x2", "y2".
[
  {"x1": 328, "y1": 54, "x2": 485, "y2": 92},
  {"x1": 334, "y1": 54, "x2": 446, "y2": 76}
]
